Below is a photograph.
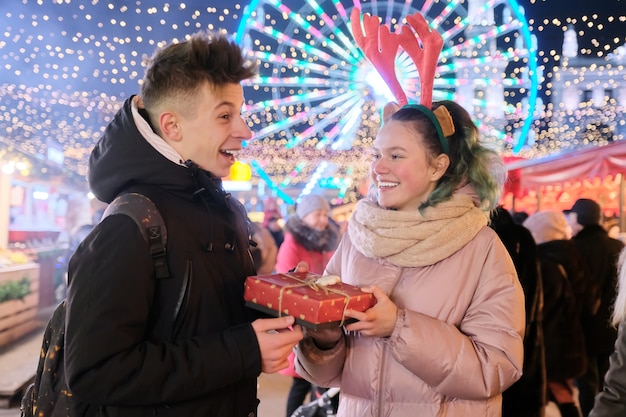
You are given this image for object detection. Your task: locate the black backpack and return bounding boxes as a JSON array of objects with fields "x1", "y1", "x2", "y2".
[{"x1": 20, "y1": 192, "x2": 169, "y2": 417}]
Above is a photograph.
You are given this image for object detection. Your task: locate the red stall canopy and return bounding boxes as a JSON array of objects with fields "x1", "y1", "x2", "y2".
[
  {"x1": 507, "y1": 141, "x2": 626, "y2": 193},
  {"x1": 504, "y1": 141, "x2": 626, "y2": 214}
]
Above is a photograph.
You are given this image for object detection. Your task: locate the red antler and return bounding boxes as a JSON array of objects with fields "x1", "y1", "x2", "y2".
[
  {"x1": 398, "y1": 13, "x2": 443, "y2": 107},
  {"x1": 350, "y1": 7, "x2": 407, "y2": 106},
  {"x1": 350, "y1": 8, "x2": 443, "y2": 107}
]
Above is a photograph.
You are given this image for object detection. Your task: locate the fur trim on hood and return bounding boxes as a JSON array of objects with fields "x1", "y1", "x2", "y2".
[{"x1": 284, "y1": 216, "x2": 340, "y2": 253}]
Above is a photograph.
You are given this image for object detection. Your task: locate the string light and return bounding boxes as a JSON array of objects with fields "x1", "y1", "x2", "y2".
[{"x1": 0, "y1": 1, "x2": 624, "y2": 205}]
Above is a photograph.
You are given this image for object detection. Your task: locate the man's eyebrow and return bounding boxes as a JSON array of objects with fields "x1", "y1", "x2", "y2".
[{"x1": 214, "y1": 100, "x2": 235, "y2": 108}]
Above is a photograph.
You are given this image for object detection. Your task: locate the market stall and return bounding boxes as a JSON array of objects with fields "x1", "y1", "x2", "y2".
[
  {"x1": 0, "y1": 255, "x2": 40, "y2": 348},
  {"x1": 502, "y1": 140, "x2": 626, "y2": 226}
]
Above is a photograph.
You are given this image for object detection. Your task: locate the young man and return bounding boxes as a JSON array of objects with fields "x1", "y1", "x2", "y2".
[
  {"x1": 567, "y1": 198, "x2": 624, "y2": 416},
  {"x1": 64, "y1": 31, "x2": 303, "y2": 416}
]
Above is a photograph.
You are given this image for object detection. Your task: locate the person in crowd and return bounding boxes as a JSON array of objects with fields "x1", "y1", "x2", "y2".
[
  {"x1": 275, "y1": 194, "x2": 340, "y2": 275},
  {"x1": 294, "y1": 101, "x2": 525, "y2": 416},
  {"x1": 64, "y1": 30, "x2": 303, "y2": 416},
  {"x1": 267, "y1": 216, "x2": 285, "y2": 248},
  {"x1": 565, "y1": 198, "x2": 624, "y2": 416},
  {"x1": 275, "y1": 193, "x2": 341, "y2": 417},
  {"x1": 603, "y1": 216, "x2": 620, "y2": 240},
  {"x1": 511, "y1": 210, "x2": 529, "y2": 225},
  {"x1": 589, "y1": 247, "x2": 626, "y2": 416},
  {"x1": 490, "y1": 207, "x2": 546, "y2": 417},
  {"x1": 249, "y1": 220, "x2": 278, "y2": 275},
  {"x1": 263, "y1": 198, "x2": 285, "y2": 248},
  {"x1": 64, "y1": 198, "x2": 108, "y2": 263},
  {"x1": 59, "y1": 198, "x2": 108, "y2": 300},
  {"x1": 524, "y1": 211, "x2": 589, "y2": 417}
]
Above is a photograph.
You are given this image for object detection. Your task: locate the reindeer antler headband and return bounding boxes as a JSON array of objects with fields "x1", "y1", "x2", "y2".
[{"x1": 350, "y1": 6, "x2": 455, "y2": 154}]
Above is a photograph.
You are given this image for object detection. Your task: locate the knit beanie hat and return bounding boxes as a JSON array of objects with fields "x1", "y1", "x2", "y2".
[
  {"x1": 570, "y1": 198, "x2": 601, "y2": 227},
  {"x1": 523, "y1": 211, "x2": 569, "y2": 244},
  {"x1": 296, "y1": 194, "x2": 330, "y2": 219}
]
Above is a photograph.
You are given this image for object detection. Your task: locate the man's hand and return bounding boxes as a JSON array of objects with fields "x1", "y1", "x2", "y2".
[{"x1": 252, "y1": 316, "x2": 303, "y2": 373}]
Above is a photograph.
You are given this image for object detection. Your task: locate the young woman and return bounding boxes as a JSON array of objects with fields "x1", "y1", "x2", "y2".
[{"x1": 294, "y1": 101, "x2": 525, "y2": 417}]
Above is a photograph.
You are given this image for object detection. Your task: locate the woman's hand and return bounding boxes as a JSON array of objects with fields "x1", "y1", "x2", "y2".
[{"x1": 344, "y1": 285, "x2": 398, "y2": 338}]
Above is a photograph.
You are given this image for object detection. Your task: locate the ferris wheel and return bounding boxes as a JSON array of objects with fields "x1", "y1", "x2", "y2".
[{"x1": 235, "y1": 0, "x2": 538, "y2": 202}]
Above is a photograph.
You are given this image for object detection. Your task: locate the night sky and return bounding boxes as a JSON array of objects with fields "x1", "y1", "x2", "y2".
[{"x1": 519, "y1": 0, "x2": 625, "y2": 91}]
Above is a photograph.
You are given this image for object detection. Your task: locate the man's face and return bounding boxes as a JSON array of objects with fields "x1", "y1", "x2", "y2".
[
  {"x1": 565, "y1": 211, "x2": 582, "y2": 237},
  {"x1": 174, "y1": 82, "x2": 252, "y2": 177}
]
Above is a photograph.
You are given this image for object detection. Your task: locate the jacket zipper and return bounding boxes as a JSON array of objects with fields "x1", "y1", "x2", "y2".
[
  {"x1": 375, "y1": 266, "x2": 403, "y2": 417},
  {"x1": 376, "y1": 342, "x2": 387, "y2": 417},
  {"x1": 171, "y1": 258, "x2": 192, "y2": 340}
]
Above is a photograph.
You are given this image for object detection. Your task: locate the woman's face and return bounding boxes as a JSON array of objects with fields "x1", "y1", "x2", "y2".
[
  {"x1": 302, "y1": 209, "x2": 329, "y2": 231},
  {"x1": 370, "y1": 120, "x2": 445, "y2": 212}
]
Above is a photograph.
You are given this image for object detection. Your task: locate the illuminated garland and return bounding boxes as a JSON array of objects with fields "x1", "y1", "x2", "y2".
[{"x1": 0, "y1": 1, "x2": 624, "y2": 205}]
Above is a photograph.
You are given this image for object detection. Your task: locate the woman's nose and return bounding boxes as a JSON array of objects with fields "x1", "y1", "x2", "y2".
[{"x1": 372, "y1": 158, "x2": 388, "y2": 174}]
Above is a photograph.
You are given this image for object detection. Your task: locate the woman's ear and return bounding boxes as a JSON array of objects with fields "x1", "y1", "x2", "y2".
[{"x1": 430, "y1": 153, "x2": 450, "y2": 181}]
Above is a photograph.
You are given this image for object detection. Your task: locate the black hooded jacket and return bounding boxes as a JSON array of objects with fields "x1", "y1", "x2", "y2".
[
  {"x1": 490, "y1": 207, "x2": 546, "y2": 416},
  {"x1": 64, "y1": 96, "x2": 262, "y2": 416},
  {"x1": 573, "y1": 224, "x2": 624, "y2": 355}
]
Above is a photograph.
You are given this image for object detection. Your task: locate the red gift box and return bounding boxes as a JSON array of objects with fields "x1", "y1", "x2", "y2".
[{"x1": 244, "y1": 272, "x2": 376, "y2": 329}]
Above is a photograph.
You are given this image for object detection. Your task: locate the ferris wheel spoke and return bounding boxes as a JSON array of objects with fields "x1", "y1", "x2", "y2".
[
  {"x1": 245, "y1": 88, "x2": 341, "y2": 115},
  {"x1": 429, "y1": 0, "x2": 464, "y2": 30},
  {"x1": 301, "y1": 161, "x2": 332, "y2": 196},
  {"x1": 437, "y1": 50, "x2": 524, "y2": 74},
  {"x1": 440, "y1": 21, "x2": 523, "y2": 60},
  {"x1": 419, "y1": 0, "x2": 435, "y2": 16},
  {"x1": 247, "y1": 21, "x2": 348, "y2": 67},
  {"x1": 248, "y1": 51, "x2": 349, "y2": 78},
  {"x1": 288, "y1": 94, "x2": 362, "y2": 148},
  {"x1": 253, "y1": 93, "x2": 343, "y2": 140},
  {"x1": 435, "y1": 76, "x2": 528, "y2": 89},
  {"x1": 330, "y1": 101, "x2": 366, "y2": 150},
  {"x1": 430, "y1": 90, "x2": 456, "y2": 102},
  {"x1": 280, "y1": 161, "x2": 309, "y2": 187},
  {"x1": 254, "y1": 76, "x2": 348, "y2": 88},
  {"x1": 315, "y1": 124, "x2": 342, "y2": 150},
  {"x1": 264, "y1": 0, "x2": 356, "y2": 62},
  {"x1": 304, "y1": 0, "x2": 363, "y2": 58}
]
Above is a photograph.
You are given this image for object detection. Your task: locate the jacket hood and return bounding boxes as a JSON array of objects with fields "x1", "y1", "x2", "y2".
[
  {"x1": 88, "y1": 96, "x2": 197, "y2": 203},
  {"x1": 284, "y1": 216, "x2": 340, "y2": 253}
]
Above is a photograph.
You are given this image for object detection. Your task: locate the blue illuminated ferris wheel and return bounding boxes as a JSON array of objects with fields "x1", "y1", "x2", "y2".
[{"x1": 235, "y1": 0, "x2": 538, "y2": 202}]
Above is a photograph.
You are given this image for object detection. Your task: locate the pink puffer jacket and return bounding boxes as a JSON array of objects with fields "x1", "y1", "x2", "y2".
[{"x1": 295, "y1": 227, "x2": 525, "y2": 417}]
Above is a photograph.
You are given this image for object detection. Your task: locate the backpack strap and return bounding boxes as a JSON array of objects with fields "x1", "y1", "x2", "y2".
[{"x1": 102, "y1": 193, "x2": 170, "y2": 279}]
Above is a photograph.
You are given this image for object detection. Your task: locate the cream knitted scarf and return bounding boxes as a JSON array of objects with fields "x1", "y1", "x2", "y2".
[{"x1": 348, "y1": 194, "x2": 488, "y2": 267}]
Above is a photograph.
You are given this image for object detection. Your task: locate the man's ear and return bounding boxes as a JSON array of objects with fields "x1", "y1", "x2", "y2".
[
  {"x1": 430, "y1": 153, "x2": 450, "y2": 181},
  {"x1": 159, "y1": 112, "x2": 182, "y2": 141}
]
